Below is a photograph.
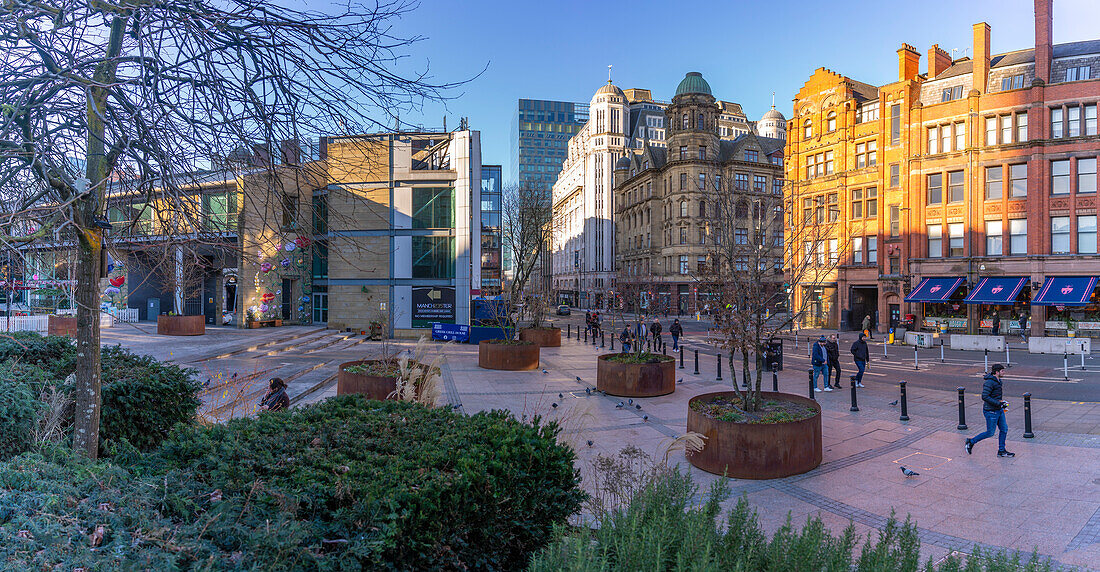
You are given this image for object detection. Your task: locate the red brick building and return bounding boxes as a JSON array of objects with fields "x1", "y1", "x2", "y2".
[{"x1": 786, "y1": 0, "x2": 1100, "y2": 336}]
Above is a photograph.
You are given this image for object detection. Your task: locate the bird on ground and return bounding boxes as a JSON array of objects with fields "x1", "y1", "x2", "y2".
[
  {"x1": 586, "y1": 440, "x2": 593, "y2": 447},
  {"x1": 628, "y1": 399, "x2": 634, "y2": 405},
  {"x1": 889, "y1": 400, "x2": 899, "y2": 407},
  {"x1": 677, "y1": 378, "x2": 683, "y2": 384},
  {"x1": 542, "y1": 369, "x2": 549, "y2": 374},
  {"x1": 558, "y1": 393, "x2": 564, "y2": 399},
  {"x1": 642, "y1": 414, "x2": 649, "y2": 422},
  {"x1": 585, "y1": 387, "x2": 592, "y2": 396},
  {"x1": 231, "y1": 372, "x2": 238, "y2": 379},
  {"x1": 900, "y1": 466, "x2": 919, "y2": 477},
  {"x1": 615, "y1": 402, "x2": 625, "y2": 408},
  {"x1": 551, "y1": 402, "x2": 558, "y2": 409},
  {"x1": 635, "y1": 404, "x2": 642, "y2": 410},
  {"x1": 576, "y1": 376, "x2": 582, "y2": 382}
]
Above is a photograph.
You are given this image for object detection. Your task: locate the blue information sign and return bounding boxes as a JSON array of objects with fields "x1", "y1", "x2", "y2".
[{"x1": 432, "y1": 322, "x2": 470, "y2": 342}]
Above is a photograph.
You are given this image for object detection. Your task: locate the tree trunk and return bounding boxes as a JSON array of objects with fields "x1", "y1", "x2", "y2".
[{"x1": 72, "y1": 225, "x2": 103, "y2": 459}]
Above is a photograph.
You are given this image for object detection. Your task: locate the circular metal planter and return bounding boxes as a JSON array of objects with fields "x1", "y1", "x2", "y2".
[
  {"x1": 47, "y1": 316, "x2": 78, "y2": 337},
  {"x1": 596, "y1": 353, "x2": 675, "y2": 397},
  {"x1": 337, "y1": 360, "x2": 401, "y2": 400},
  {"x1": 519, "y1": 327, "x2": 562, "y2": 347},
  {"x1": 157, "y1": 315, "x2": 206, "y2": 336},
  {"x1": 478, "y1": 341, "x2": 539, "y2": 371},
  {"x1": 686, "y1": 391, "x2": 822, "y2": 479}
]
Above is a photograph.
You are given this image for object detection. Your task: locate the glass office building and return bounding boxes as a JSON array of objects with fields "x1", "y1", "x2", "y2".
[
  {"x1": 511, "y1": 99, "x2": 589, "y2": 192},
  {"x1": 480, "y1": 164, "x2": 503, "y2": 297}
]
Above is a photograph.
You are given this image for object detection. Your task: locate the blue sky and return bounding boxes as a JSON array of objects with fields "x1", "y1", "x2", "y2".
[{"x1": 390, "y1": 0, "x2": 1098, "y2": 181}]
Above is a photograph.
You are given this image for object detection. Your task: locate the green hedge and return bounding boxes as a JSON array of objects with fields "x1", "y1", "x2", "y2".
[{"x1": 0, "y1": 363, "x2": 51, "y2": 458}]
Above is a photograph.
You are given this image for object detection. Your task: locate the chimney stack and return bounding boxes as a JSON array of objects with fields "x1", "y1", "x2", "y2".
[
  {"x1": 897, "y1": 43, "x2": 921, "y2": 82},
  {"x1": 1034, "y1": 0, "x2": 1053, "y2": 84},
  {"x1": 927, "y1": 44, "x2": 953, "y2": 79},
  {"x1": 972, "y1": 23, "x2": 991, "y2": 94}
]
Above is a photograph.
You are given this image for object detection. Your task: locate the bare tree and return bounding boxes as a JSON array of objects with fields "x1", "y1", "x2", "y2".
[
  {"x1": 502, "y1": 183, "x2": 553, "y2": 327},
  {"x1": 0, "y1": 0, "x2": 467, "y2": 458},
  {"x1": 699, "y1": 179, "x2": 849, "y2": 411}
]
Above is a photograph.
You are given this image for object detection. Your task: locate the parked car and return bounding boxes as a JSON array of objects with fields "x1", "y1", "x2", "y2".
[{"x1": 556, "y1": 304, "x2": 571, "y2": 316}]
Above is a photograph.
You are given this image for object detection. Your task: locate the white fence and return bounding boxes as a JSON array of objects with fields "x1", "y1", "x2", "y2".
[
  {"x1": 110, "y1": 308, "x2": 139, "y2": 323},
  {"x1": 0, "y1": 315, "x2": 49, "y2": 333}
]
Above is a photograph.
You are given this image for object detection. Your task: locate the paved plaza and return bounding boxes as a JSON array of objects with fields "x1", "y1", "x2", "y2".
[{"x1": 103, "y1": 323, "x2": 1100, "y2": 569}]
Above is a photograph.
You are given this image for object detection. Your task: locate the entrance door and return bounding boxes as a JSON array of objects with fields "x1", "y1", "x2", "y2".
[
  {"x1": 849, "y1": 287, "x2": 879, "y2": 331},
  {"x1": 203, "y1": 276, "x2": 218, "y2": 324},
  {"x1": 281, "y1": 278, "x2": 296, "y2": 321},
  {"x1": 312, "y1": 287, "x2": 328, "y2": 323}
]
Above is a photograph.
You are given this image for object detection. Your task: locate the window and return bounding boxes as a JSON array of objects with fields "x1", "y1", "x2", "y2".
[
  {"x1": 803, "y1": 118, "x2": 812, "y2": 139},
  {"x1": 890, "y1": 163, "x2": 900, "y2": 187},
  {"x1": 1079, "y1": 215, "x2": 1098, "y2": 254},
  {"x1": 699, "y1": 200, "x2": 706, "y2": 217},
  {"x1": 203, "y1": 192, "x2": 239, "y2": 232},
  {"x1": 1009, "y1": 163, "x2": 1027, "y2": 198},
  {"x1": 813, "y1": 196, "x2": 824, "y2": 224},
  {"x1": 680, "y1": 172, "x2": 686, "y2": 189},
  {"x1": 856, "y1": 140, "x2": 876, "y2": 167},
  {"x1": 941, "y1": 124, "x2": 951, "y2": 152},
  {"x1": 1052, "y1": 160, "x2": 1071, "y2": 194},
  {"x1": 682, "y1": 114, "x2": 689, "y2": 129},
  {"x1": 1001, "y1": 74, "x2": 1024, "y2": 91},
  {"x1": 699, "y1": 228, "x2": 706, "y2": 245},
  {"x1": 866, "y1": 187, "x2": 877, "y2": 218},
  {"x1": 802, "y1": 198, "x2": 812, "y2": 222},
  {"x1": 1069, "y1": 106, "x2": 1081, "y2": 137},
  {"x1": 955, "y1": 121, "x2": 966, "y2": 151},
  {"x1": 827, "y1": 192, "x2": 839, "y2": 222},
  {"x1": 867, "y1": 236, "x2": 877, "y2": 264},
  {"x1": 826, "y1": 111, "x2": 837, "y2": 132},
  {"x1": 679, "y1": 255, "x2": 689, "y2": 275},
  {"x1": 824, "y1": 150, "x2": 834, "y2": 175},
  {"x1": 890, "y1": 104, "x2": 901, "y2": 144},
  {"x1": 927, "y1": 126, "x2": 938, "y2": 154},
  {"x1": 1087, "y1": 104, "x2": 1097, "y2": 136},
  {"x1": 1051, "y1": 108, "x2": 1064, "y2": 138},
  {"x1": 679, "y1": 227, "x2": 687, "y2": 244},
  {"x1": 1065, "y1": 65, "x2": 1091, "y2": 82},
  {"x1": 714, "y1": 174, "x2": 721, "y2": 190},
  {"x1": 1016, "y1": 112, "x2": 1028, "y2": 142},
  {"x1": 698, "y1": 146, "x2": 706, "y2": 160},
  {"x1": 985, "y1": 116, "x2": 997, "y2": 146},
  {"x1": 754, "y1": 175, "x2": 766, "y2": 192},
  {"x1": 698, "y1": 173, "x2": 706, "y2": 190},
  {"x1": 1001, "y1": 115, "x2": 1013, "y2": 144},
  {"x1": 735, "y1": 173, "x2": 749, "y2": 190},
  {"x1": 948, "y1": 223, "x2": 964, "y2": 257},
  {"x1": 281, "y1": 192, "x2": 299, "y2": 229},
  {"x1": 985, "y1": 166, "x2": 1002, "y2": 199},
  {"x1": 313, "y1": 242, "x2": 329, "y2": 279},
  {"x1": 852, "y1": 236, "x2": 863, "y2": 264},
  {"x1": 857, "y1": 101, "x2": 879, "y2": 124},
  {"x1": 941, "y1": 85, "x2": 963, "y2": 102},
  {"x1": 680, "y1": 200, "x2": 688, "y2": 217},
  {"x1": 697, "y1": 256, "x2": 707, "y2": 272},
  {"x1": 1051, "y1": 216, "x2": 1071, "y2": 254},
  {"x1": 772, "y1": 178, "x2": 783, "y2": 195},
  {"x1": 948, "y1": 170, "x2": 964, "y2": 203},
  {"x1": 927, "y1": 224, "x2": 942, "y2": 258},
  {"x1": 927, "y1": 173, "x2": 942, "y2": 204},
  {"x1": 735, "y1": 227, "x2": 748, "y2": 244},
  {"x1": 411, "y1": 236, "x2": 455, "y2": 278},
  {"x1": 889, "y1": 205, "x2": 900, "y2": 237},
  {"x1": 1073, "y1": 157, "x2": 1098, "y2": 194},
  {"x1": 680, "y1": 145, "x2": 687, "y2": 159},
  {"x1": 745, "y1": 149, "x2": 758, "y2": 162},
  {"x1": 851, "y1": 188, "x2": 863, "y2": 219},
  {"x1": 829, "y1": 239, "x2": 839, "y2": 263},
  {"x1": 986, "y1": 220, "x2": 1003, "y2": 255},
  {"x1": 1009, "y1": 219, "x2": 1027, "y2": 255}
]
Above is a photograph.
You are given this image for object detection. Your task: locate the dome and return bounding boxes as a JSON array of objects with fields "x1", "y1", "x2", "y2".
[
  {"x1": 594, "y1": 81, "x2": 625, "y2": 98},
  {"x1": 674, "y1": 72, "x2": 712, "y2": 97},
  {"x1": 761, "y1": 106, "x2": 786, "y2": 121},
  {"x1": 614, "y1": 155, "x2": 632, "y2": 170}
]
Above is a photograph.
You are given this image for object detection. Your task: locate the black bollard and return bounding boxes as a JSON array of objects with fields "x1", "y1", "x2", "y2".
[
  {"x1": 913, "y1": 344, "x2": 918, "y2": 370},
  {"x1": 592, "y1": 330, "x2": 597, "y2": 346},
  {"x1": 679, "y1": 346, "x2": 684, "y2": 369},
  {"x1": 716, "y1": 353, "x2": 723, "y2": 381},
  {"x1": 807, "y1": 368, "x2": 815, "y2": 400},
  {"x1": 601, "y1": 332, "x2": 606, "y2": 348},
  {"x1": 567, "y1": 324, "x2": 571, "y2": 339},
  {"x1": 849, "y1": 377, "x2": 859, "y2": 412},
  {"x1": 584, "y1": 328, "x2": 588, "y2": 344},
  {"x1": 771, "y1": 362, "x2": 779, "y2": 392},
  {"x1": 899, "y1": 381, "x2": 910, "y2": 421},
  {"x1": 1023, "y1": 392, "x2": 1035, "y2": 438},
  {"x1": 693, "y1": 349, "x2": 699, "y2": 375},
  {"x1": 662, "y1": 343, "x2": 667, "y2": 356},
  {"x1": 956, "y1": 387, "x2": 968, "y2": 430},
  {"x1": 610, "y1": 333, "x2": 615, "y2": 351}
]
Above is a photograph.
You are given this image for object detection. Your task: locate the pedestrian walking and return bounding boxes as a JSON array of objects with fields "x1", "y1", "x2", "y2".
[
  {"x1": 634, "y1": 321, "x2": 648, "y2": 348},
  {"x1": 850, "y1": 332, "x2": 869, "y2": 387},
  {"x1": 826, "y1": 334, "x2": 842, "y2": 388},
  {"x1": 965, "y1": 364, "x2": 1015, "y2": 457},
  {"x1": 861, "y1": 314, "x2": 873, "y2": 339},
  {"x1": 991, "y1": 312, "x2": 1001, "y2": 336},
  {"x1": 619, "y1": 326, "x2": 633, "y2": 353},
  {"x1": 259, "y1": 377, "x2": 290, "y2": 411},
  {"x1": 594, "y1": 312, "x2": 602, "y2": 337},
  {"x1": 670, "y1": 318, "x2": 683, "y2": 351},
  {"x1": 652, "y1": 318, "x2": 663, "y2": 350},
  {"x1": 810, "y1": 335, "x2": 830, "y2": 392}
]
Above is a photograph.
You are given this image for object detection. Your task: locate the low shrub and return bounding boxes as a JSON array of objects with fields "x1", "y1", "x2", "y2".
[
  {"x1": 602, "y1": 352, "x2": 673, "y2": 364},
  {"x1": 99, "y1": 345, "x2": 203, "y2": 451},
  {"x1": 0, "y1": 332, "x2": 75, "y2": 378},
  {"x1": 0, "y1": 362, "x2": 51, "y2": 457}
]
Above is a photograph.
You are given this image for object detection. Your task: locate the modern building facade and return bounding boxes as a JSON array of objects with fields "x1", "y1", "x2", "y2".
[
  {"x1": 786, "y1": 0, "x2": 1100, "y2": 336},
  {"x1": 479, "y1": 164, "x2": 503, "y2": 297},
  {"x1": 612, "y1": 72, "x2": 786, "y2": 313},
  {"x1": 511, "y1": 99, "x2": 589, "y2": 191}
]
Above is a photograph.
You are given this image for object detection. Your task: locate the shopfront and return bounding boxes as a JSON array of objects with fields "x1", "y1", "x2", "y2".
[
  {"x1": 905, "y1": 277, "x2": 967, "y2": 332},
  {"x1": 965, "y1": 276, "x2": 1030, "y2": 334},
  {"x1": 1033, "y1": 276, "x2": 1100, "y2": 336}
]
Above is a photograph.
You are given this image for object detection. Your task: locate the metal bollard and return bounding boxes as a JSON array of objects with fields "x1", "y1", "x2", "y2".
[
  {"x1": 602, "y1": 332, "x2": 606, "y2": 348},
  {"x1": 807, "y1": 368, "x2": 815, "y2": 400},
  {"x1": 693, "y1": 349, "x2": 700, "y2": 375},
  {"x1": 584, "y1": 328, "x2": 588, "y2": 344},
  {"x1": 662, "y1": 342, "x2": 667, "y2": 356},
  {"x1": 899, "y1": 381, "x2": 910, "y2": 421},
  {"x1": 716, "y1": 353, "x2": 723, "y2": 381},
  {"x1": 610, "y1": 333, "x2": 615, "y2": 351},
  {"x1": 771, "y1": 363, "x2": 779, "y2": 392},
  {"x1": 1005, "y1": 343, "x2": 1010, "y2": 366},
  {"x1": 849, "y1": 376, "x2": 859, "y2": 412},
  {"x1": 593, "y1": 330, "x2": 597, "y2": 346},
  {"x1": 884, "y1": 339, "x2": 888, "y2": 358},
  {"x1": 956, "y1": 387, "x2": 968, "y2": 430},
  {"x1": 679, "y1": 346, "x2": 684, "y2": 368},
  {"x1": 1064, "y1": 352, "x2": 1069, "y2": 381},
  {"x1": 567, "y1": 324, "x2": 571, "y2": 339},
  {"x1": 984, "y1": 348, "x2": 988, "y2": 373},
  {"x1": 1082, "y1": 352, "x2": 1087, "y2": 371},
  {"x1": 1023, "y1": 392, "x2": 1034, "y2": 438},
  {"x1": 913, "y1": 344, "x2": 918, "y2": 370},
  {"x1": 940, "y1": 338, "x2": 945, "y2": 363}
]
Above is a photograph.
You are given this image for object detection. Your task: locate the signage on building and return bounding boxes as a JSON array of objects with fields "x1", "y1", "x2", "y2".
[
  {"x1": 432, "y1": 322, "x2": 469, "y2": 342},
  {"x1": 412, "y1": 286, "x2": 455, "y2": 328}
]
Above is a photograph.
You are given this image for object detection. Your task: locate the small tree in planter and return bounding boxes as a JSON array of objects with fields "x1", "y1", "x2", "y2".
[
  {"x1": 596, "y1": 271, "x2": 675, "y2": 397},
  {"x1": 502, "y1": 182, "x2": 553, "y2": 331}
]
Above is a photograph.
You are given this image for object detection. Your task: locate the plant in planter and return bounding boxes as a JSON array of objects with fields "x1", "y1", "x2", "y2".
[
  {"x1": 595, "y1": 272, "x2": 676, "y2": 396},
  {"x1": 478, "y1": 338, "x2": 539, "y2": 371},
  {"x1": 518, "y1": 296, "x2": 562, "y2": 348}
]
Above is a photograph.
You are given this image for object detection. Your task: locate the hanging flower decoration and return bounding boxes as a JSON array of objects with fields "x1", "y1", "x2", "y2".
[
  {"x1": 109, "y1": 275, "x2": 125, "y2": 287},
  {"x1": 296, "y1": 257, "x2": 305, "y2": 267},
  {"x1": 300, "y1": 295, "x2": 310, "y2": 303},
  {"x1": 295, "y1": 236, "x2": 311, "y2": 248},
  {"x1": 104, "y1": 286, "x2": 120, "y2": 296},
  {"x1": 260, "y1": 304, "x2": 270, "y2": 313},
  {"x1": 297, "y1": 306, "x2": 304, "y2": 312},
  {"x1": 280, "y1": 258, "x2": 290, "y2": 267},
  {"x1": 276, "y1": 289, "x2": 282, "y2": 295},
  {"x1": 261, "y1": 292, "x2": 276, "y2": 303},
  {"x1": 284, "y1": 242, "x2": 297, "y2": 252},
  {"x1": 261, "y1": 262, "x2": 274, "y2": 273}
]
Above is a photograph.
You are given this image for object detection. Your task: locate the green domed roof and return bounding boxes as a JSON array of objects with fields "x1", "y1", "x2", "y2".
[{"x1": 675, "y1": 72, "x2": 712, "y2": 97}]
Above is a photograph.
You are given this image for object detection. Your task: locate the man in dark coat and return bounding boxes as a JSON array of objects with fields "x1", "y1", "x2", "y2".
[
  {"x1": 849, "y1": 333, "x2": 869, "y2": 387},
  {"x1": 669, "y1": 319, "x2": 683, "y2": 351},
  {"x1": 966, "y1": 364, "x2": 1014, "y2": 457},
  {"x1": 825, "y1": 334, "x2": 841, "y2": 389},
  {"x1": 810, "y1": 335, "x2": 829, "y2": 392},
  {"x1": 991, "y1": 312, "x2": 1001, "y2": 335}
]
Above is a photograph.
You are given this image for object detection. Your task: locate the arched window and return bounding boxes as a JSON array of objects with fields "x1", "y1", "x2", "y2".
[
  {"x1": 699, "y1": 200, "x2": 706, "y2": 218},
  {"x1": 698, "y1": 113, "x2": 705, "y2": 130},
  {"x1": 680, "y1": 200, "x2": 688, "y2": 218},
  {"x1": 827, "y1": 111, "x2": 837, "y2": 132},
  {"x1": 682, "y1": 113, "x2": 689, "y2": 129},
  {"x1": 803, "y1": 119, "x2": 813, "y2": 139}
]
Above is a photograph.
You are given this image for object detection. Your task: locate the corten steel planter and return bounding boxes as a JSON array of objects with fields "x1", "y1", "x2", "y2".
[
  {"x1": 478, "y1": 341, "x2": 539, "y2": 371},
  {"x1": 47, "y1": 316, "x2": 78, "y2": 337},
  {"x1": 596, "y1": 353, "x2": 676, "y2": 397},
  {"x1": 337, "y1": 360, "x2": 405, "y2": 400},
  {"x1": 519, "y1": 327, "x2": 561, "y2": 347},
  {"x1": 157, "y1": 315, "x2": 206, "y2": 336},
  {"x1": 686, "y1": 391, "x2": 822, "y2": 479}
]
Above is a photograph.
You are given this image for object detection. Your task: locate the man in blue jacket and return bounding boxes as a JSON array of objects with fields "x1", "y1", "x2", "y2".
[
  {"x1": 810, "y1": 335, "x2": 830, "y2": 392},
  {"x1": 965, "y1": 364, "x2": 1015, "y2": 457}
]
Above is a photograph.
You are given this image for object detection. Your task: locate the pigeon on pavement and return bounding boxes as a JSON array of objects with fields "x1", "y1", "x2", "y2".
[
  {"x1": 576, "y1": 376, "x2": 582, "y2": 382},
  {"x1": 585, "y1": 388, "x2": 592, "y2": 396},
  {"x1": 542, "y1": 369, "x2": 549, "y2": 374},
  {"x1": 628, "y1": 399, "x2": 634, "y2": 405},
  {"x1": 900, "y1": 466, "x2": 920, "y2": 477},
  {"x1": 642, "y1": 414, "x2": 649, "y2": 422},
  {"x1": 616, "y1": 402, "x2": 625, "y2": 408},
  {"x1": 551, "y1": 402, "x2": 558, "y2": 409},
  {"x1": 889, "y1": 400, "x2": 899, "y2": 407},
  {"x1": 558, "y1": 393, "x2": 564, "y2": 399},
  {"x1": 635, "y1": 404, "x2": 642, "y2": 410},
  {"x1": 677, "y1": 378, "x2": 683, "y2": 384},
  {"x1": 586, "y1": 440, "x2": 593, "y2": 447}
]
